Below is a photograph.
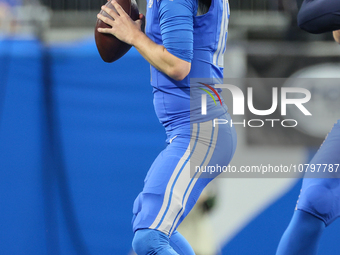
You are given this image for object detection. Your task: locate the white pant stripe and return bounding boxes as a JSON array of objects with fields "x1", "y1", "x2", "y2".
[
  {"x1": 148, "y1": 124, "x2": 199, "y2": 231},
  {"x1": 168, "y1": 120, "x2": 219, "y2": 235}
]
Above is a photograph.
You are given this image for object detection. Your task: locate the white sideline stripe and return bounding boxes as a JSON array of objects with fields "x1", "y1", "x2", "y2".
[
  {"x1": 168, "y1": 120, "x2": 219, "y2": 235},
  {"x1": 158, "y1": 121, "x2": 214, "y2": 234},
  {"x1": 149, "y1": 124, "x2": 198, "y2": 230},
  {"x1": 213, "y1": 0, "x2": 226, "y2": 66}
]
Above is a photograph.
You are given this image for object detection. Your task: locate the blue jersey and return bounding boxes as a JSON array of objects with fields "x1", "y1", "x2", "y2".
[{"x1": 145, "y1": 0, "x2": 230, "y2": 136}]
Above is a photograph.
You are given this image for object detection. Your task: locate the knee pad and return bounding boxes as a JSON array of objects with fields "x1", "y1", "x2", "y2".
[
  {"x1": 132, "y1": 229, "x2": 170, "y2": 255},
  {"x1": 298, "y1": 184, "x2": 335, "y2": 220}
]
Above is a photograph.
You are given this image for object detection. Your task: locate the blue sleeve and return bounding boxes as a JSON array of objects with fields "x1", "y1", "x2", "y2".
[
  {"x1": 158, "y1": 0, "x2": 197, "y2": 62},
  {"x1": 298, "y1": 0, "x2": 340, "y2": 34}
]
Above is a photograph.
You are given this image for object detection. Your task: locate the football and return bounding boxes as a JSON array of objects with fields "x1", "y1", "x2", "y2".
[{"x1": 95, "y1": 0, "x2": 140, "y2": 63}]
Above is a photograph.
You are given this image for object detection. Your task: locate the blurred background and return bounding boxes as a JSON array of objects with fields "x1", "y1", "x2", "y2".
[{"x1": 1, "y1": 0, "x2": 340, "y2": 254}]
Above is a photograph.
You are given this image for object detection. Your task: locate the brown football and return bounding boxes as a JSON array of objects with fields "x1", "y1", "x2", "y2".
[{"x1": 95, "y1": 0, "x2": 140, "y2": 63}]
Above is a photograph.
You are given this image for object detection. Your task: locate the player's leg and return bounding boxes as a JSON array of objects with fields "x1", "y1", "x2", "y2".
[
  {"x1": 132, "y1": 229, "x2": 178, "y2": 255},
  {"x1": 132, "y1": 114, "x2": 236, "y2": 254},
  {"x1": 132, "y1": 130, "x2": 191, "y2": 255},
  {"x1": 169, "y1": 231, "x2": 195, "y2": 255},
  {"x1": 276, "y1": 120, "x2": 340, "y2": 255},
  {"x1": 276, "y1": 210, "x2": 325, "y2": 255},
  {"x1": 167, "y1": 113, "x2": 237, "y2": 235},
  {"x1": 155, "y1": 114, "x2": 236, "y2": 238},
  {"x1": 132, "y1": 229, "x2": 194, "y2": 255}
]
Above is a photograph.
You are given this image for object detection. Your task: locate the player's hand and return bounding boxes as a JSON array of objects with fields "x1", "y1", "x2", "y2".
[
  {"x1": 333, "y1": 30, "x2": 340, "y2": 44},
  {"x1": 97, "y1": 0, "x2": 145, "y2": 46}
]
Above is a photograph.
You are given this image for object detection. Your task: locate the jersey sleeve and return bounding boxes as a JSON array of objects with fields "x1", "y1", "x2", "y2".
[
  {"x1": 158, "y1": 0, "x2": 197, "y2": 62},
  {"x1": 297, "y1": 0, "x2": 340, "y2": 34}
]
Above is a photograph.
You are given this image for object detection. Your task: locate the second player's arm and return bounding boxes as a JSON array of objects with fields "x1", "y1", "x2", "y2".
[{"x1": 333, "y1": 30, "x2": 340, "y2": 44}]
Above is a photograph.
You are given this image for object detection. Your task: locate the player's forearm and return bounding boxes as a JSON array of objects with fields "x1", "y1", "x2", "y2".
[
  {"x1": 132, "y1": 32, "x2": 190, "y2": 81},
  {"x1": 333, "y1": 30, "x2": 340, "y2": 44}
]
